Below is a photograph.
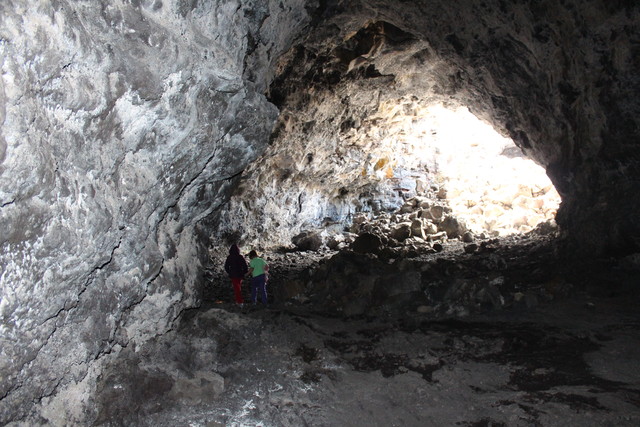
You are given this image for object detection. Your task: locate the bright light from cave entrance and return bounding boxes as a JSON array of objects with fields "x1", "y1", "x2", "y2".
[{"x1": 387, "y1": 103, "x2": 560, "y2": 236}]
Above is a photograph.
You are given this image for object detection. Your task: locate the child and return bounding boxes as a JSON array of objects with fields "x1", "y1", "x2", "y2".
[
  {"x1": 224, "y1": 244, "x2": 248, "y2": 306},
  {"x1": 248, "y1": 250, "x2": 269, "y2": 306}
]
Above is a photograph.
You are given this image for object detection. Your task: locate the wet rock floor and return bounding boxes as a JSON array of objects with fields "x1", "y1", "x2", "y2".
[{"x1": 133, "y1": 237, "x2": 640, "y2": 426}]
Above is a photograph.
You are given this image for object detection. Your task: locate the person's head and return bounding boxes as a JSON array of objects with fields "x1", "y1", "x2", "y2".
[
  {"x1": 229, "y1": 244, "x2": 240, "y2": 255},
  {"x1": 249, "y1": 250, "x2": 258, "y2": 259}
]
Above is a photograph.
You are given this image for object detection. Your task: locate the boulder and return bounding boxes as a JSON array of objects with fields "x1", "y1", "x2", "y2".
[
  {"x1": 438, "y1": 215, "x2": 467, "y2": 238},
  {"x1": 389, "y1": 222, "x2": 412, "y2": 241},
  {"x1": 352, "y1": 232, "x2": 383, "y2": 254},
  {"x1": 428, "y1": 231, "x2": 448, "y2": 242},
  {"x1": 424, "y1": 221, "x2": 438, "y2": 235},
  {"x1": 428, "y1": 205, "x2": 445, "y2": 221},
  {"x1": 410, "y1": 219, "x2": 426, "y2": 239},
  {"x1": 349, "y1": 213, "x2": 370, "y2": 233},
  {"x1": 464, "y1": 243, "x2": 478, "y2": 254},
  {"x1": 291, "y1": 231, "x2": 323, "y2": 251}
]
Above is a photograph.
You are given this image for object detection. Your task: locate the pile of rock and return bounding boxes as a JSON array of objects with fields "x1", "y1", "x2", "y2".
[{"x1": 291, "y1": 195, "x2": 476, "y2": 257}]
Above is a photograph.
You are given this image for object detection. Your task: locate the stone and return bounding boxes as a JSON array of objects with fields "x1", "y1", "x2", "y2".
[
  {"x1": 462, "y1": 231, "x2": 474, "y2": 243},
  {"x1": 464, "y1": 243, "x2": 478, "y2": 254},
  {"x1": 411, "y1": 219, "x2": 426, "y2": 239},
  {"x1": 291, "y1": 231, "x2": 323, "y2": 251},
  {"x1": 399, "y1": 203, "x2": 415, "y2": 214},
  {"x1": 428, "y1": 231, "x2": 448, "y2": 242},
  {"x1": 326, "y1": 234, "x2": 345, "y2": 250},
  {"x1": 349, "y1": 214, "x2": 370, "y2": 234},
  {"x1": 429, "y1": 205, "x2": 445, "y2": 221},
  {"x1": 415, "y1": 179, "x2": 429, "y2": 195},
  {"x1": 438, "y1": 215, "x2": 467, "y2": 238},
  {"x1": 423, "y1": 221, "x2": 438, "y2": 235},
  {"x1": 352, "y1": 233, "x2": 383, "y2": 254},
  {"x1": 389, "y1": 222, "x2": 412, "y2": 241}
]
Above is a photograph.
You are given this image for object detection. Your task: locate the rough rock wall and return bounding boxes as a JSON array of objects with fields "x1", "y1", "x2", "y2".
[
  {"x1": 0, "y1": 1, "x2": 310, "y2": 424},
  {"x1": 374, "y1": 0, "x2": 640, "y2": 255},
  {"x1": 216, "y1": 0, "x2": 640, "y2": 256}
]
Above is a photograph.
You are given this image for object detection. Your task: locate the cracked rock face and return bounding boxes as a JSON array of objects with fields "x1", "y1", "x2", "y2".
[
  {"x1": 1, "y1": 0, "x2": 639, "y2": 424},
  {"x1": 0, "y1": 0, "x2": 307, "y2": 424}
]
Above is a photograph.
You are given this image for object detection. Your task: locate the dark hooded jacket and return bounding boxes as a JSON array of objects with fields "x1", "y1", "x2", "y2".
[{"x1": 224, "y1": 244, "x2": 249, "y2": 279}]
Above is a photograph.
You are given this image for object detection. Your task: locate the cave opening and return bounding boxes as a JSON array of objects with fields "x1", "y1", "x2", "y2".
[
  {"x1": 2, "y1": 1, "x2": 640, "y2": 425},
  {"x1": 214, "y1": 19, "x2": 561, "y2": 253}
]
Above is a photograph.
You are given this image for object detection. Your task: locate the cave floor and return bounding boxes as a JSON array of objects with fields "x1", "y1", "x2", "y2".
[{"x1": 137, "y1": 251, "x2": 640, "y2": 427}]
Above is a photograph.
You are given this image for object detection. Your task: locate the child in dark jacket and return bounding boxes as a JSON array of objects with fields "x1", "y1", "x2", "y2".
[{"x1": 224, "y1": 244, "x2": 248, "y2": 305}]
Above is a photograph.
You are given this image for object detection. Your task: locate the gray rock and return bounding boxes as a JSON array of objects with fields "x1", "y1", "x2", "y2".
[
  {"x1": 411, "y1": 219, "x2": 427, "y2": 240},
  {"x1": 424, "y1": 221, "x2": 438, "y2": 235},
  {"x1": 352, "y1": 233, "x2": 383, "y2": 254},
  {"x1": 438, "y1": 215, "x2": 468, "y2": 238},
  {"x1": 292, "y1": 231, "x2": 323, "y2": 251},
  {"x1": 429, "y1": 205, "x2": 445, "y2": 222},
  {"x1": 3, "y1": 0, "x2": 640, "y2": 423},
  {"x1": 389, "y1": 222, "x2": 412, "y2": 241},
  {"x1": 462, "y1": 231, "x2": 475, "y2": 243},
  {"x1": 464, "y1": 243, "x2": 479, "y2": 254}
]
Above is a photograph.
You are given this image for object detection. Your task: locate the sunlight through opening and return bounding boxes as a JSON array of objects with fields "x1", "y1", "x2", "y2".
[{"x1": 371, "y1": 102, "x2": 561, "y2": 236}]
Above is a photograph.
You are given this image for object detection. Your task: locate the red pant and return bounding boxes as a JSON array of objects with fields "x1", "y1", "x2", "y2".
[{"x1": 231, "y1": 278, "x2": 244, "y2": 304}]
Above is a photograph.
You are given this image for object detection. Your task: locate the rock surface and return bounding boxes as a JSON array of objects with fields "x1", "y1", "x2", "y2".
[
  {"x1": 1, "y1": 0, "x2": 639, "y2": 424},
  {"x1": 215, "y1": 0, "x2": 640, "y2": 258},
  {"x1": 109, "y1": 279, "x2": 640, "y2": 426},
  {"x1": 0, "y1": 1, "x2": 309, "y2": 423}
]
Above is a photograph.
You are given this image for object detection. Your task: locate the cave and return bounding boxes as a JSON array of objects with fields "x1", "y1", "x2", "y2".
[{"x1": 1, "y1": 1, "x2": 639, "y2": 425}]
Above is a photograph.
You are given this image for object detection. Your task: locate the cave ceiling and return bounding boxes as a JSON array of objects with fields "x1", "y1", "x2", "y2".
[{"x1": 0, "y1": 0, "x2": 638, "y2": 424}]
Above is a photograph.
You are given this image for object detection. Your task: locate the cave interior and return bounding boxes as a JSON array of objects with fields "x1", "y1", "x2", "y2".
[{"x1": 0, "y1": 0, "x2": 639, "y2": 425}]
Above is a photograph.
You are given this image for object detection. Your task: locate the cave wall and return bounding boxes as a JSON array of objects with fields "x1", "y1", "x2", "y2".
[
  {"x1": 372, "y1": 0, "x2": 640, "y2": 255},
  {"x1": 1, "y1": 0, "x2": 639, "y2": 424},
  {"x1": 0, "y1": 0, "x2": 310, "y2": 424},
  {"x1": 217, "y1": 0, "x2": 640, "y2": 255}
]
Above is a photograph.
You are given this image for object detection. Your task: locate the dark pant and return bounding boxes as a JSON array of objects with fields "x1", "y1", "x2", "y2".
[
  {"x1": 251, "y1": 274, "x2": 268, "y2": 305},
  {"x1": 231, "y1": 277, "x2": 244, "y2": 304}
]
